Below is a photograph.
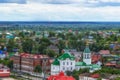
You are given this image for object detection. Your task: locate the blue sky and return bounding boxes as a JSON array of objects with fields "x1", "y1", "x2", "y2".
[{"x1": 0, "y1": 0, "x2": 120, "y2": 21}]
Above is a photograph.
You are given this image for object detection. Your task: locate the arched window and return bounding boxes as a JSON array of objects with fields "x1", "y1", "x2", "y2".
[
  {"x1": 87, "y1": 54, "x2": 89, "y2": 59},
  {"x1": 63, "y1": 62, "x2": 65, "y2": 65},
  {"x1": 84, "y1": 54, "x2": 86, "y2": 59}
]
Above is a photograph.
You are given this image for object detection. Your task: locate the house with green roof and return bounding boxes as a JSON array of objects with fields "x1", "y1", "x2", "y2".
[
  {"x1": 51, "y1": 46, "x2": 101, "y2": 75},
  {"x1": 51, "y1": 52, "x2": 76, "y2": 75}
]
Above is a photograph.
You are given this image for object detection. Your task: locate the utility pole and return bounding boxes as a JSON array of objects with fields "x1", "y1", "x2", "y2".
[{"x1": 42, "y1": 58, "x2": 47, "y2": 80}]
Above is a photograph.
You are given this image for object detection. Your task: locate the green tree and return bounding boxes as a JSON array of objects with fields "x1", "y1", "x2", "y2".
[
  {"x1": 66, "y1": 71, "x2": 72, "y2": 76},
  {"x1": 22, "y1": 38, "x2": 34, "y2": 53},
  {"x1": 34, "y1": 65, "x2": 42, "y2": 73},
  {"x1": 45, "y1": 49, "x2": 57, "y2": 57},
  {"x1": 97, "y1": 78, "x2": 102, "y2": 80},
  {"x1": 49, "y1": 31, "x2": 56, "y2": 37},
  {"x1": 39, "y1": 38, "x2": 51, "y2": 46},
  {"x1": 7, "y1": 39, "x2": 17, "y2": 52},
  {"x1": 38, "y1": 43, "x2": 47, "y2": 54},
  {"x1": 115, "y1": 77, "x2": 120, "y2": 80},
  {"x1": 18, "y1": 31, "x2": 25, "y2": 38},
  {"x1": 72, "y1": 70, "x2": 79, "y2": 80},
  {"x1": 7, "y1": 60, "x2": 13, "y2": 70},
  {"x1": 57, "y1": 40, "x2": 66, "y2": 53}
]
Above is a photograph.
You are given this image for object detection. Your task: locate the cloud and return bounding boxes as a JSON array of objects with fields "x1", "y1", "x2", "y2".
[
  {"x1": 27, "y1": 0, "x2": 85, "y2": 4},
  {"x1": 0, "y1": 0, "x2": 26, "y2": 4},
  {"x1": 0, "y1": 2, "x2": 120, "y2": 21},
  {"x1": 0, "y1": 0, "x2": 120, "y2": 21}
]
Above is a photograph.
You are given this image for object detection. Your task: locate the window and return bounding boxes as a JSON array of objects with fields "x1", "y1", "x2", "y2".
[
  {"x1": 87, "y1": 54, "x2": 91, "y2": 59},
  {"x1": 84, "y1": 54, "x2": 87, "y2": 59},
  {"x1": 71, "y1": 67, "x2": 72, "y2": 70},
  {"x1": 63, "y1": 67, "x2": 64, "y2": 70},
  {"x1": 63, "y1": 62, "x2": 65, "y2": 65},
  {"x1": 67, "y1": 62, "x2": 69, "y2": 65},
  {"x1": 87, "y1": 54, "x2": 89, "y2": 59},
  {"x1": 71, "y1": 62, "x2": 72, "y2": 65},
  {"x1": 67, "y1": 67, "x2": 69, "y2": 70}
]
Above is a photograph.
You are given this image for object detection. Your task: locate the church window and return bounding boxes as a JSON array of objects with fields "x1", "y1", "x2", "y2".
[
  {"x1": 63, "y1": 62, "x2": 65, "y2": 65},
  {"x1": 71, "y1": 67, "x2": 72, "y2": 70},
  {"x1": 63, "y1": 67, "x2": 65, "y2": 70},
  {"x1": 67, "y1": 67, "x2": 69, "y2": 70},
  {"x1": 84, "y1": 54, "x2": 86, "y2": 59},
  {"x1": 67, "y1": 62, "x2": 69, "y2": 65},
  {"x1": 87, "y1": 54, "x2": 89, "y2": 59},
  {"x1": 85, "y1": 54, "x2": 86, "y2": 58},
  {"x1": 71, "y1": 62, "x2": 72, "y2": 65}
]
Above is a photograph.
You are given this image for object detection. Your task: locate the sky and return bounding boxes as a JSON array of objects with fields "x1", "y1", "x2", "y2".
[{"x1": 0, "y1": 0, "x2": 120, "y2": 21}]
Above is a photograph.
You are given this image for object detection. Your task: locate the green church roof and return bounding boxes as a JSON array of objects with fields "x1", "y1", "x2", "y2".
[
  {"x1": 58, "y1": 52, "x2": 75, "y2": 60},
  {"x1": 84, "y1": 46, "x2": 91, "y2": 53},
  {"x1": 52, "y1": 59, "x2": 60, "y2": 65},
  {"x1": 75, "y1": 62, "x2": 86, "y2": 66},
  {"x1": 92, "y1": 64, "x2": 101, "y2": 68}
]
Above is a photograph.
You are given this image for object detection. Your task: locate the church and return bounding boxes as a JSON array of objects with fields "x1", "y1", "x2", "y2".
[{"x1": 51, "y1": 45, "x2": 101, "y2": 75}]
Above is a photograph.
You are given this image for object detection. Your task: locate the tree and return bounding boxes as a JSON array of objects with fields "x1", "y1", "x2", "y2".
[
  {"x1": 45, "y1": 49, "x2": 57, "y2": 57},
  {"x1": 57, "y1": 40, "x2": 66, "y2": 53},
  {"x1": 18, "y1": 31, "x2": 25, "y2": 38},
  {"x1": 115, "y1": 77, "x2": 120, "y2": 80},
  {"x1": 39, "y1": 38, "x2": 51, "y2": 46},
  {"x1": 66, "y1": 71, "x2": 72, "y2": 76},
  {"x1": 34, "y1": 65, "x2": 42, "y2": 73},
  {"x1": 38, "y1": 43, "x2": 47, "y2": 54},
  {"x1": 22, "y1": 38, "x2": 34, "y2": 53},
  {"x1": 57, "y1": 33, "x2": 65, "y2": 39},
  {"x1": 7, "y1": 39, "x2": 17, "y2": 52},
  {"x1": 7, "y1": 60, "x2": 13, "y2": 70},
  {"x1": 0, "y1": 58, "x2": 13, "y2": 70},
  {"x1": 32, "y1": 43, "x2": 39, "y2": 53},
  {"x1": 97, "y1": 78, "x2": 102, "y2": 80},
  {"x1": 49, "y1": 31, "x2": 56, "y2": 37},
  {"x1": 78, "y1": 68, "x2": 89, "y2": 74},
  {"x1": 72, "y1": 70, "x2": 79, "y2": 80}
]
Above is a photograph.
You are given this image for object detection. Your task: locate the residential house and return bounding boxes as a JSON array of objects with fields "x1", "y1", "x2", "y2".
[
  {"x1": 49, "y1": 37, "x2": 59, "y2": 45},
  {"x1": 12, "y1": 53, "x2": 53, "y2": 75},
  {"x1": 47, "y1": 45, "x2": 59, "y2": 53},
  {"x1": 0, "y1": 64, "x2": 10, "y2": 77},
  {"x1": 99, "y1": 50, "x2": 110, "y2": 56},
  {"x1": 92, "y1": 53, "x2": 102, "y2": 64}
]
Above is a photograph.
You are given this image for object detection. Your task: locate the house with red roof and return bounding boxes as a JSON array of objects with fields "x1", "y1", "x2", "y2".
[
  {"x1": 99, "y1": 50, "x2": 110, "y2": 55},
  {"x1": 12, "y1": 53, "x2": 53, "y2": 75},
  {"x1": 105, "y1": 62, "x2": 116, "y2": 67},
  {"x1": 92, "y1": 53, "x2": 101, "y2": 64},
  {"x1": 47, "y1": 72, "x2": 75, "y2": 80},
  {"x1": 90, "y1": 74, "x2": 100, "y2": 78},
  {"x1": 0, "y1": 64, "x2": 10, "y2": 77}
]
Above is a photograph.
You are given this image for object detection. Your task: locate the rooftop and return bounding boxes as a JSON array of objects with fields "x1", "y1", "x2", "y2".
[
  {"x1": 58, "y1": 52, "x2": 75, "y2": 60},
  {"x1": 75, "y1": 62, "x2": 86, "y2": 66},
  {"x1": 84, "y1": 46, "x2": 91, "y2": 53},
  {"x1": 52, "y1": 59, "x2": 60, "y2": 65}
]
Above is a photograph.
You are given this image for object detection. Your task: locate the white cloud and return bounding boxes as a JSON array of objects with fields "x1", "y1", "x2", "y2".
[
  {"x1": 100, "y1": 0, "x2": 120, "y2": 2},
  {"x1": 0, "y1": 0, "x2": 120, "y2": 21}
]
